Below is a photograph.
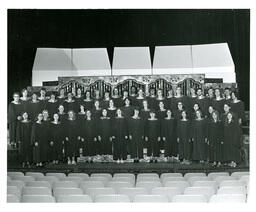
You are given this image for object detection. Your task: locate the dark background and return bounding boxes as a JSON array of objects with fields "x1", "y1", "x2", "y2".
[{"x1": 8, "y1": 9, "x2": 250, "y2": 110}]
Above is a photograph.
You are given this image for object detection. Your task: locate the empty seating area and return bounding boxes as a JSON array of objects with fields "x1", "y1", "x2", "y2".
[{"x1": 7, "y1": 171, "x2": 249, "y2": 203}]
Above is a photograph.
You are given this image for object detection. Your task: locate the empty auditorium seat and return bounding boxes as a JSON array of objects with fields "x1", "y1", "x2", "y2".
[
  {"x1": 151, "y1": 187, "x2": 182, "y2": 201},
  {"x1": 187, "y1": 176, "x2": 211, "y2": 185},
  {"x1": 60, "y1": 176, "x2": 83, "y2": 183},
  {"x1": 164, "y1": 181, "x2": 190, "y2": 192},
  {"x1": 231, "y1": 171, "x2": 249, "y2": 179},
  {"x1": 21, "y1": 195, "x2": 56, "y2": 203},
  {"x1": 56, "y1": 195, "x2": 93, "y2": 203},
  {"x1": 7, "y1": 194, "x2": 20, "y2": 203},
  {"x1": 160, "y1": 173, "x2": 183, "y2": 181},
  {"x1": 36, "y1": 176, "x2": 59, "y2": 185},
  {"x1": 107, "y1": 181, "x2": 133, "y2": 192},
  {"x1": 12, "y1": 176, "x2": 35, "y2": 183},
  {"x1": 214, "y1": 176, "x2": 237, "y2": 184},
  {"x1": 7, "y1": 180, "x2": 25, "y2": 190},
  {"x1": 53, "y1": 181, "x2": 79, "y2": 188},
  {"x1": 8, "y1": 171, "x2": 24, "y2": 179},
  {"x1": 118, "y1": 187, "x2": 148, "y2": 201},
  {"x1": 172, "y1": 194, "x2": 208, "y2": 203},
  {"x1": 209, "y1": 194, "x2": 246, "y2": 203},
  {"x1": 113, "y1": 173, "x2": 136, "y2": 181},
  {"x1": 80, "y1": 181, "x2": 105, "y2": 191},
  {"x1": 46, "y1": 172, "x2": 66, "y2": 179},
  {"x1": 7, "y1": 186, "x2": 21, "y2": 198},
  {"x1": 192, "y1": 181, "x2": 218, "y2": 191},
  {"x1": 184, "y1": 187, "x2": 215, "y2": 200},
  {"x1": 90, "y1": 173, "x2": 112, "y2": 180},
  {"x1": 217, "y1": 186, "x2": 247, "y2": 195},
  {"x1": 162, "y1": 177, "x2": 185, "y2": 185},
  {"x1": 111, "y1": 177, "x2": 135, "y2": 185},
  {"x1": 239, "y1": 175, "x2": 249, "y2": 185},
  {"x1": 184, "y1": 173, "x2": 206, "y2": 180},
  {"x1": 220, "y1": 180, "x2": 247, "y2": 187},
  {"x1": 137, "y1": 173, "x2": 159, "y2": 179},
  {"x1": 207, "y1": 172, "x2": 229, "y2": 180},
  {"x1": 137, "y1": 176, "x2": 161, "y2": 182},
  {"x1": 85, "y1": 187, "x2": 116, "y2": 199},
  {"x1": 25, "y1": 172, "x2": 44, "y2": 178},
  {"x1": 133, "y1": 194, "x2": 168, "y2": 203},
  {"x1": 22, "y1": 187, "x2": 52, "y2": 196},
  {"x1": 94, "y1": 194, "x2": 130, "y2": 202},
  {"x1": 88, "y1": 176, "x2": 109, "y2": 186},
  {"x1": 7, "y1": 176, "x2": 11, "y2": 181},
  {"x1": 53, "y1": 188, "x2": 83, "y2": 197},
  {"x1": 136, "y1": 181, "x2": 162, "y2": 192},
  {"x1": 26, "y1": 181, "x2": 52, "y2": 189},
  {"x1": 67, "y1": 173, "x2": 89, "y2": 180}
]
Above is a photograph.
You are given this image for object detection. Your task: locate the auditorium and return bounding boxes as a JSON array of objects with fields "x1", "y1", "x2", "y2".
[{"x1": 7, "y1": 9, "x2": 250, "y2": 203}]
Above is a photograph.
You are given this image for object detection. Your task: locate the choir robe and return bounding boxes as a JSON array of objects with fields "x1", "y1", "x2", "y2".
[
  {"x1": 58, "y1": 113, "x2": 68, "y2": 123},
  {"x1": 45, "y1": 100, "x2": 59, "y2": 119},
  {"x1": 129, "y1": 94, "x2": 137, "y2": 107},
  {"x1": 145, "y1": 118, "x2": 161, "y2": 157},
  {"x1": 188, "y1": 96, "x2": 198, "y2": 110},
  {"x1": 57, "y1": 96, "x2": 66, "y2": 106},
  {"x1": 207, "y1": 119, "x2": 224, "y2": 162},
  {"x1": 27, "y1": 100, "x2": 41, "y2": 122},
  {"x1": 16, "y1": 120, "x2": 32, "y2": 163},
  {"x1": 224, "y1": 97, "x2": 232, "y2": 106},
  {"x1": 173, "y1": 96, "x2": 189, "y2": 112},
  {"x1": 174, "y1": 109, "x2": 183, "y2": 120},
  {"x1": 146, "y1": 96, "x2": 156, "y2": 110},
  {"x1": 127, "y1": 117, "x2": 144, "y2": 158},
  {"x1": 63, "y1": 119, "x2": 80, "y2": 158},
  {"x1": 38, "y1": 97, "x2": 49, "y2": 113},
  {"x1": 135, "y1": 97, "x2": 145, "y2": 109},
  {"x1": 157, "y1": 109, "x2": 167, "y2": 120},
  {"x1": 74, "y1": 96, "x2": 84, "y2": 109},
  {"x1": 154, "y1": 98, "x2": 168, "y2": 111},
  {"x1": 20, "y1": 98, "x2": 31, "y2": 113},
  {"x1": 230, "y1": 100, "x2": 246, "y2": 124},
  {"x1": 195, "y1": 97, "x2": 208, "y2": 117},
  {"x1": 112, "y1": 96, "x2": 121, "y2": 108},
  {"x1": 83, "y1": 99, "x2": 94, "y2": 111},
  {"x1": 98, "y1": 117, "x2": 113, "y2": 155},
  {"x1": 119, "y1": 97, "x2": 129, "y2": 107},
  {"x1": 91, "y1": 108, "x2": 102, "y2": 120},
  {"x1": 140, "y1": 109, "x2": 151, "y2": 142},
  {"x1": 49, "y1": 122, "x2": 65, "y2": 161},
  {"x1": 177, "y1": 119, "x2": 191, "y2": 160},
  {"x1": 161, "y1": 118, "x2": 177, "y2": 157},
  {"x1": 63, "y1": 100, "x2": 78, "y2": 113},
  {"x1": 212, "y1": 98, "x2": 224, "y2": 114},
  {"x1": 76, "y1": 112, "x2": 86, "y2": 125},
  {"x1": 107, "y1": 108, "x2": 117, "y2": 119},
  {"x1": 166, "y1": 97, "x2": 176, "y2": 112},
  {"x1": 112, "y1": 117, "x2": 128, "y2": 160},
  {"x1": 191, "y1": 119, "x2": 207, "y2": 161},
  {"x1": 220, "y1": 112, "x2": 239, "y2": 123},
  {"x1": 8, "y1": 102, "x2": 24, "y2": 143},
  {"x1": 41, "y1": 119, "x2": 51, "y2": 162},
  {"x1": 121, "y1": 106, "x2": 134, "y2": 119},
  {"x1": 81, "y1": 118, "x2": 97, "y2": 156},
  {"x1": 205, "y1": 96, "x2": 215, "y2": 111},
  {"x1": 101, "y1": 99, "x2": 111, "y2": 109},
  {"x1": 223, "y1": 120, "x2": 242, "y2": 163}
]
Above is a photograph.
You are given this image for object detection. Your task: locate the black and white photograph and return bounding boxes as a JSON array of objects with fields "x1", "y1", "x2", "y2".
[{"x1": 6, "y1": 7, "x2": 250, "y2": 204}]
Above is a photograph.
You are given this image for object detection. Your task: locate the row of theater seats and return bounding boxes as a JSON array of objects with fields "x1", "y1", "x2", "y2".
[{"x1": 7, "y1": 171, "x2": 249, "y2": 203}]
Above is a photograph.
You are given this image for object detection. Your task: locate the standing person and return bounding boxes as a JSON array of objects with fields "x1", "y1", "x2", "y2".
[
  {"x1": 191, "y1": 110, "x2": 207, "y2": 163},
  {"x1": 195, "y1": 88, "x2": 208, "y2": 117},
  {"x1": 98, "y1": 109, "x2": 113, "y2": 155},
  {"x1": 157, "y1": 101, "x2": 167, "y2": 120},
  {"x1": 57, "y1": 88, "x2": 66, "y2": 105},
  {"x1": 155, "y1": 89, "x2": 167, "y2": 111},
  {"x1": 135, "y1": 88, "x2": 145, "y2": 109},
  {"x1": 120, "y1": 90, "x2": 129, "y2": 107},
  {"x1": 140, "y1": 100, "x2": 151, "y2": 121},
  {"x1": 166, "y1": 89, "x2": 176, "y2": 112},
  {"x1": 16, "y1": 112, "x2": 32, "y2": 167},
  {"x1": 161, "y1": 109, "x2": 177, "y2": 158},
  {"x1": 205, "y1": 87, "x2": 215, "y2": 112},
  {"x1": 174, "y1": 102, "x2": 185, "y2": 120},
  {"x1": 121, "y1": 98, "x2": 134, "y2": 119},
  {"x1": 112, "y1": 109, "x2": 128, "y2": 163},
  {"x1": 27, "y1": 93, "x2": 40, "y2": 122},
  {"x1": 64, "y1": 92, "x2": 77, "y2": 113},
  {"x1": 49, "y1": 113, "x2": 64, "y2": 164},
  {"x1": 20, "y1": 88, "x2": 31, "y2": 112},
  {"x1": 206, "y1": 105, "x2": 214, "y2": 119},
  {"x1": 41, "y1": 110, "x2": 51, "y2": 164},
  {"x1": 8, "y1": 92, "x2": 24, "y2": 145},
  {"x1": 144, "y1": 111, "x2": 161, "y2": 161},
  {"x1": 75, "y1": 87, "x2": 84, "y2": 110},
  {"x1": 38, "y1": 88, "x2": 49, "y2": 112},
  {"x1": 220, "y1": 103, "x2": 238, "y2": 123},
  {"x1": 173, "y1": 87, "x2": 189, "y2": 112},
  {"x1": 212, "y1": 88, "x2": 224, "y2": 114},
  {"x1": 188, "y1": 87, "x2": 198, "y2": 116},
  {"x1": 127, "y1": 108, "x2": 144, "y2": 160},
  {"x1": 107, "y1": 99, "x2": 117, "y2": 118},
  {"x1": 230, "y1": 91, "x2": 246, "y2": 125},
  {"x1": 46, "y1": 92, "x2": 58, "y2": 119},
  {"x1": 224, "y1": 87, "x2": 232, "y2": 105},
  {"x1": 101, "y1": 91, "x2": 111, "y2": 109},
  {"x1": 223, "y1": 112, "x2": 242, "y2": 167},
  {"x1": 57, "y1": 105, "x2": 67, "y2": 122},
  {"x1": 129, "y1": 86, "x2": 137, "y2": 106},
  {"x1": 91, "y1": 100, "x2": 102, "y2": 120},
  {"x1": 112, "y1": 87, "x2": 121, "y2": 108},
  {"x1": 177, "y1": 110, "x2": 191, "y2": 164},
  {"x1": 146, "y1": 88, "x2": 156, "y2": 110},
  {"x1": 83, "y1": 90, "x2": 93, "y2": 111},
  {"x1": 191, "y1": 103, "x2": 200, "y2": 120},
  {"x1": 207, "y1": 110, "x2": 224, "y2": 167},
  {"x1": 77, "y1": 104, "x2": 86, "y2": 125}
]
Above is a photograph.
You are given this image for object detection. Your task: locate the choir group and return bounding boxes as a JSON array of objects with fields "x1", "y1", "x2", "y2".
[{"x1": 8, "y1": 85, "x2": 245, "y2": 168}]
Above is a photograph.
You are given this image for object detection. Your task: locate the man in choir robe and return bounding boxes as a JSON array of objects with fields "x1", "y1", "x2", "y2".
[
  {"x1": 146, "y1": 88, "x2": 156, "y2": 110},
  {"x1": 38, "y1": 88, "x2": 49, "y2": 112},
  {"x1": 230, "y1": 91, "x2": 246, "y2": 125},
  {"x1": 224, "y1": 87, "x2": 232, "y2": 105},
  {"x1": 121, "y1": 98, "x2": 134, "y2": 120},
  {"x1": 173, "y1": 87, "x2": 189, "y2": 112},
  {"x1": 46, "y1": 92, "x2": 59, "y2": 119},
  {"x1": 107, "y1": 99, "x2": 117, "y2": 118},
  {"x1": 120, "y1": 90, "x2": 129, "y2": 107},
  {"x1": 57, "y1": 88, "x2": 66, "y2": 105},
  {"x1": 212, "y1": 88, "x2": 224, "y2": 114},
  {"x1": 83, "y1": 90, "x2": 93, "y2": 111},
  {"x1": 101, "y1": 91, "x2": 111, "y2": 109},
  {"x1": 112, "y1": 87, "x2": 121, "y2": 108},
  {"x1": 135, "y1": 88, "x2": 145, "y2": 109},
  {"x1": 195, "y1": 88, "x2": 208, "y2": 117},
  {"x1": 20, "y1": 88, "x2": 31, "y2": 112},
  {"x1": 64, "y1": 92, "x2": 77, "y2": 113},
  {"x1": 129, "y1": 86, "x2": 138, "y2": 106},
  {"x1": 27, "y1": 93, "x2": 40, "y2": 122},
  {"x1": 75, "y1": 87, "x2": 84, "y2": 110}
]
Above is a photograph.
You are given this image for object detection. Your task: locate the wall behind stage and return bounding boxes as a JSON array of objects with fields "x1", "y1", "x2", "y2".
[{"x1": 7, "y1": 9, "x2": 250, "y2": 110}]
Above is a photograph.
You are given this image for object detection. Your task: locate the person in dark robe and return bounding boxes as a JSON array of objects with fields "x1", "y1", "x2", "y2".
[
  {"x1": 57, "y1": 105, "x2": 67, "y2": 122},
  {"x1": 8, "y1": 92, "x2": 24, "y2": 145},
  {"x1": 140, "y1": 100, "x2": 151, "y2": 121},
  {"x1": 101, "y1": 91, "x2": 112, "y2": 109},
  {"x1": 195, "y1": 88, "x2": 208, "y2": 117},
  {"x1": 27, "y1": 93, "x2": 41, "y2": 122},
  {"x1": 57, "y1": 88, "x2": 66, "y2": 105},
  {"x1": 224, "y1": 87, "x2": 232, "y2": 105},
  {"x1": 161, "y1": 109, "x2": 177, "y2": 158},
  {"x1": 146, "y1": 88, "x2": 156, "y2": 110},
  {"x1": 98, "y1": 109, "x2": 113, "y2": 155},
  {"x1": 177, "y1": 110, "x2": 191, "y2": 164},
  {"x1": 77, "y1": 104, "x2": 86, "y2": 125},
  {"x1": 120, "y1": 90, "x2": 129, "y2": 107},
  {"x1": 135, "y1": 88, "x2": 145, "y2": 109},
  {"x1": 107, "y1": 99, "x2": 117, "y2": 118},
  {"x1": 166, "y1": 89, "x2": 176, "y2": 112},
  {"x1": 230, "y1": 91, "x2": 246, "y2": 125},
  {"x1": 45, "y1": 92, "x2": 59, "y2": 119},
  {"x1": 63, "y1": 110, "x2": 80, "y2": 165},
  {"x1": 173, "y1": 87, "x2": 189, "y2": 112},
  {"x1": 188, "y1": 87, "x2": 198, "y2": 116},
  {"x1": 83, "y1": 90, "x2": 93, "y2": 110},
  {"x1": 112, "y1": 87, "x2": 121, "y2": 108},
  {"x1": 38, "y1": 88, "x2": 50, "y2": 112},
  {"x1": 154, "y1": 89, "x2": 167, "y2": 111},
  {"x1": 112, "y1": 109, "x2": 128, "y2": 162},
  {"x1": 49, "y1": 113, "x2": 65, "y2": 164},
  {"x1": 41, "y1": 110, "x2": 51, "y2": 164},
  {"x1": 127, "y1": 108, "x2": 144, "y2": 160},
  {"x1": 205, "y1": 87, "x2": 215, "y2": 111},
  {"x1": 223, "y1": 112, "x2": 242, "y2": 167},
  {"x1": 206, "y1": 105, "x2": 214, "y2": 119},
  {"x1": 31, "y1": 113, "x2": 44, "y2": 166},
  {"x1": 206, "y1": 110, "x2": 224, "y2": 167},
  {"x1": 20, "y1": 88, "x2": 31, "y2": 113},
  {"x1": 16, "y1": 112, "x2": 32, "y2": 167},
  {"x1": 220, "y1": 103, "x2": 238, "y2": 123},
  {"x1": 174, "y1": 101, "x2": 185, "y2": 120},
  {"x1": 157, "y1": 101, "x2": 167, "y2": 120},
  {"x1": 93, "y1": 89, "x2": 102, "y2": 103},
  {"x1": 144, "y1": 111, "x2": 161, "y2": 160},
  {"x1": 190, "y1": 103, "x2": 200, "y2": 120},
  {"x1": 64, "y1": 92, "x2": 77, "y2": 113},
  {"x1": 129, "y1": 86, "x2": 138, "y2": 106},
  {"x1": 121, "y1": 98, "x2": 134, "y2": 120},
  {"x1": 212, "y1": 88, "x2": 224, "y2": 114},
  {"x1": 91, "y1": 100, "x2": 102, "y2": 120},
  {"x1": 75, "y1": 87, "x2": 84, "y2": 110},
  {"x1": 191, "y1": 110, "x2": 207, "y2": 163}
]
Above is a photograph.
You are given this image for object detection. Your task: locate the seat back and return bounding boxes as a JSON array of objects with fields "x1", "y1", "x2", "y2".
[
  {"x1": 53, "y1": 188, "x2": 83, "y2": 197},
  {"x1": 46, "y1": 173, "x2": 66, "y2": 179},
  {"x1": 25, "y1": 172, "x2": 44, "y2": 179},
  {"x1": 137, "y1": 173, "x2": 159, "y2": 180},
  {"x1": 160, "y1": 173, "x2": 183, "y2": 181},
  {"x1": 12, "y1": 176, "x2": 35, "y2": 183},
  {"x1": 209, "y1": 194, "x2": 246, "y2": 203},
  {"x1": 111, "y1": 177, "x2": 135, "y2": 185},
  {"x1": 133, "y1": 195, "x2": 168, "y2": 203},
  {"x1": 88, "y1": 177, "x2": 109, "y2": 186},
  {"x1": 239, "y1": 175, "x2": 249, "y2": 186},
  {"x1": 7, "y1": 194, "x2": 20, "y2": 203},
  {"x1": 113, "y1": 173, "x2": 135, "y2": 181},
  {"x1": 56, "y1": 195, "x2": 93, "y2": 203},
  {"x1": 36, "y1": 176, "x2": 59, "y2": 186},
  {"x1": 85, "y1": 187, "x2": 116, "y2": 199},
  {"x1": 118, "y1": 187, "x2": 148, "y2": 201},
  {"x1": 7, "y1": 186, "x2": 21, "y2": 198},
  {"x1": 207, "y1": 172, "x2": 229, "y2": 180},
  {"x1": 21, "y1": 195, "x2": 56, "y2": 203},
  {"x1": 107, "y1": 181, "x2": 133, "y2": 192},
  {"x1": 187, "y1": 176, "x2": 211, "y2": 186},
  {"x1": 26, "y1": 181, "x2": 52, "y2": 189},
  {"x1": 90, "y1": 173, "x2": 112, "y2": 180},
  {"x1": 60, "y1": 176, "x2": 83, "y2": 183},
  {"x1": 7, "y1": 172, "x2": 24, "y2": 179},
  {"x1": 53, "y1": 181, "x2": 79, "y2": 188},
  {"x1": 217, "y1": 186, "x2": 247, "y2": 195},
  {"x1": 220, "y1": 180, "x2": 247, "y2": 187},
  {"x1": 214, "y1": 176, "x2": 236, "y2": 184},
  {"x1": 151, "y1": 187, "x2": 182, "y2": 201},
  {"x1": 164, "y1": 181, "x2": 189, "y2": 192},
  {"x1": 67, "y1": 173, "x2": 89, "y2": 180},
  {"x1": 94, "y1": 194, "x2": 130, "y2": 202},
  {"x1": 162, "y1": 177, "x2": 185, "y2": 185},
  {"x1": 231, "y1": 172, "x2": 249, "y2": 179},
  {"x1": 184, "y1": 173, "x2": 206, "y2": 180},
  {"x1": 136, "y1": 181, "x2": 162, "y2": 192},
  {"x1": 80, "y1": 181, "x2": 105, "y2": 191},
  {"x1": 184, "y1": 187, "x2": 215, "y2": 200},
  {"x1": 7, "y1": 180, "x2": 25, "y2": 190},
  {"x1": 22, "y1": 187, "x2": 52, "y2": 196},
  {"x1": 192, "y1": 181, "x2": 218, "y2": 191},
  {"x1": 172, "y1": 194, "x2": 207, "y2": 203}
]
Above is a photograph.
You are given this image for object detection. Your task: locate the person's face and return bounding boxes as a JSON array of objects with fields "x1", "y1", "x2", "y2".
[
  {"x1": 40, "y1": 90, "x2": 46, "y2": 96},
  {"x1": 117, "y1": 109, "x2": 122, "y2": 116},
  {"x1": 22, "y1": 90, "x2": 28, "y2": 97},
  {"x1": 43, "y1": 111, "x2": 49, "y2": 119},
  {"x1": 50, "y1": 94, "x2": 55, "y2": 100},
  {"x1": 131, "y1": 87, "x2": 136, "y2": 93},
  {"x1": 227, "y1": 113, "x2": 232, "y2": 120},
  {"x1": 95, "y1": 101, "x2": 99, "y2": 107},
  {"x1": 212, "y1": 112, "x2": 217, "y2": 120},
  {"x1": 224, "y1": 104, "x2": 230, "y2": 112},
  {"x1": 60, "y1": 89, "x2": 64, "y2": 96},
  {"x1": 59, "y1": 105, "x2": 64, "y2": 112},
  {"x1": 138, "y1": 89, "x2": 143, "y2": 96},
  {"x1": 32, "y1": 94, "x2": 37, "y2": 100},
  {"x1": 159, "y1": 102, "x2": 164, "y2": 108},
  {"x1": 196, "y1": 111, "x2": 201, "y2": 118},
  {"x1": 157, "y1": 90, "x2": 162, "y2": 96},
  {"x1": 86, "y1": 92, "x2": 90, "y2": 98},
  {"x1": 197, "y1": 89, "x2": 202, "y2": 96},
  {"x1": 68, "y1": 112, "x2": 74, "y2": 119},
  {"x1": 194, "y1": 104, "x2": 199, "y2": 111},
  {"x1": 123, "y1": 91, "x2": 128, "y2": 97},
  {"x1": 109, "y1": 100, "x2": 114, "y2": 107},
  {"x1": 114, "y1": 88, "x2": 118, "y2": 95},
  {"x1": 80, "y1": 105, "x2": 85, "y2": 111},
  {"x1": 53, "y1": 114, "x2": 59, "y2": 121},
  {"x1": 181, "y1": 111, "x2": 186, "y2": 118},
  {"x1": 190, "y1": 88, "x2": 195, "y2": 95},
  {"x1": 102, "y1": 109, "x2": 107, "y2": 116},
  {"x1": 225, "y1": 89, "x2": 230, "y2": 96},
  {"x1": 125, "y1": 98, "x2": 130, "y2": 106},
  {"x1": 178, "y1": 102, "x2": 183, "y2": 110},
  {"x1": 208, "y1": 89, "x2": 213, "y2": 96},
  {"x1": 105, "y1": 92, "x2": 109, "y2": 98},
  {"x1": 215, "y1": 89, "x2": 220, "y2": 97},
  {"x1": 208, "y1": 106, "x2": 214, "y2": 114},
  {"x1": 143, "y1": 101, "x2": 148, "y2": 108},
  {"x1": 134, "y1": 110, "x2": 139, "y2": 116},
  {"x1": 150, "y1": 89, "x2": 155, "y2": 96},
  {"x1": 23, "y1": 112, "x2": 28, "y2": 120},
  {"x1": 167, "y1": 110, "x2": 172, "y2": 117},
  {"x1": 86, "y1": 111, "x2": 91, "y2": 117},
  {"x1": 95, "y1": 90, "x2": 100, "y2": 96},
  {"x1": 231, "y1": 92, "x2": 236, "y2": 100},
  {"x1": 13, "y1": 94, "x2": 20, "y2": 102},
  {"x1": 168, "y1": 90, "x2": 173, "y2": 97},
  {"x1": 77, "y1": 89, "x2": 82, "y2": 95},
  {"x1": 38, "y1": 114, "x2": 43, "y2": 121},
  {"x1": 150, "y1": 112, "x2": 155, "y2": 118},
  {"x1": 67, "y1": 93, "x2": 72, "y2": 99}
]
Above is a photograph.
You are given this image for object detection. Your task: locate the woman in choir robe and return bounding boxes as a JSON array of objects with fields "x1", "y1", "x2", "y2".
[
  {"x1": 195, "y1": 88, "x2": 208, "y2": 117},
  {"x1": 173, "y1": 87, "x2": 189, "y2": 112},
  {"x1": 27, "y1": 93, "x2": 40, "y2": 122},
  {"x1": 230, "y1": 91, "x2": 246, "y2": 125},
  {"x1": 20, "y1": 88, "x2": 31, "y2": 113},
  {"x1": 31, "y1": 113, "x2": 44, "y2": 166},
  {"x1": 223, "y1": 112, "x2": 242, "y2": 167},
  {"x1": 121, "y1": 98, "x2": 134, "y2": 119},
  {"x1": 224, "y1": 87, "x2": 232, "y2": 105},
  {"x1": 81, "y1": 110, "x2": 97, "y2": 157},
  {"x1": 157, "y1": 101, "x2": 167, "y2": 120},
  {"x1": 190, "y1": 103, "x2": 200, "y2": 120},
  {"x1": 57, "y1": 88, "x2": 66, "y2": 105},
  {"x1": 206, "y1": 105, "x2": 214, "y2": 119},
  {"x1": 177, "y1": 110, "x2": 191, "y2": 164},
  {"x1": 174, "y1": 101, "x2": 185, "y2": 120},
  {"x1": 64, "y1": 111, "x2": 80, "y2": 165},
  {"x1": 187, "y1": 87, "x2": 197, "y2": 116},
  {"x1": 144, "y1": 111, "x2": 161, "y2": 160},
  {"x1": 212, "y1": 88, "x2": 224, "y2": 114},
  {"x1": 98, "y1": 109, "x2": 112, "y2": 155},
  {"x1": 207, "y1": 110, "x2": 224, "y2": 167},
  {"x1": 77, "y1": 104, "x2": 86, "y2": 125},
  {"x1": 205, "y1": 87, "x2": 215, "y2": 111},
  {"x1": 64, "y1": 92, "x2": 77, "y2": 113},
  {"x1": 120, "y1": 90, "x2": 129, "y2": 107},
  {"x1": 191, "y1": 110, "x2": 207, "y2": 163},
  {"x1": 91, "y1": 100, "x2": 102, "y2": 120},
  {"x1": 128, "y1": 108, "x2": 144, "y2": 160},
  {"x1": 140, "y1": 100, "x2": 151, "y2": 121},
  {"x1": 46, "y1": 92, "x2": 59, "y2": 119},
  {"x1": 57, "y1": 105, "x2": 67, "y2": 122},
  {"x1": 166, "y1": 89, "x2": 176, "y2": 112},
  {"x1": 75, "y1": 88, "x2": 84, "y2": 110},
  {"x1": 146, "y1": 88, "x2": 156, "y2": 110},
  {"x1": 154, "y1": 89, "x2": 167, "y2": 111},
  {"x1": 107, "y1": 99, "x2": 117, "y2": 119},
  {"x1": 161, "y1": 109, "x2": 177, "y2": 158},
  {"x1": 16, "y1": 112, "x2": 32, "y2": 167},
  {"x1": 101, "y1": 91, "x2": 111, "y2": 109},
  {"x1": 38, "y1": 88, "x2": 49, "y2": 112},
  {"x1": 49, "y1": 113, "x2": 64, "y2": 164},
  {"x1": 8, "y1": 92, "x2": 23, "y2": 144},
  {"x1": 112, "y1": 87, "x2": 121, "y2": 108},
  {"x1": 135, "y1": 88, "x2": 145, "y2": 109},
  {"x1": 112, "y1": 109, "x2": 128, "y2": 162},
  {"x1": 129, "y1": 86, "x2": 138, "y2": 106},
  {"x1": 83, "y1": 90, "x2": 93, "y2": 111},
  {"x1": 41, "y1": 110, "x2": 51, "y2": 163},
  {"x1": 221, "y1": 103, "x2": 238, "y2": 123},
  {"x1": 93, "y1": 89, "x2": 102, "y2": 103}
]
